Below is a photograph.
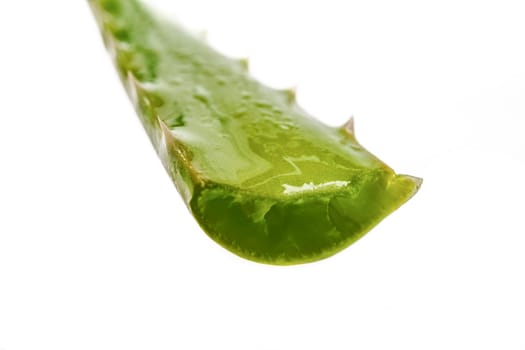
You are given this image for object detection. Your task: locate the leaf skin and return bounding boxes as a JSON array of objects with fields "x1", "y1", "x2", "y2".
[{"x1": 89, "y1": 0, "x2": 422, "y2": 265}]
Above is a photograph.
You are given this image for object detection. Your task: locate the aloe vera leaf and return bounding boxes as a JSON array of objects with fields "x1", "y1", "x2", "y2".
[{"x1": 89, "y1": 0, "x2": 421, "y2": 265}]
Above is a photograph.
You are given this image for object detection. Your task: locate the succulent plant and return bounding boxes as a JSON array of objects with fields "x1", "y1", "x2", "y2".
[{"x1": 89, "y1": 0, "x2": 421, "y2": 265}]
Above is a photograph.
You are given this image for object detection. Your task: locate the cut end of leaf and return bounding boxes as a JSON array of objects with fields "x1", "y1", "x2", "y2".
[{"x1": 190, "y1": 169, "x2": 421, "y2": 265}]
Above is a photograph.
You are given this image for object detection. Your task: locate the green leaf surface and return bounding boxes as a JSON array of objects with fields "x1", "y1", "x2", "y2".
[{"x1": 89, "y1": 0, "x2": 421, "y2": 265}]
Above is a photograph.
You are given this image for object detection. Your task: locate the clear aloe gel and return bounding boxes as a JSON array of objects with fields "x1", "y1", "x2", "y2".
[{"x1": 89, "y1": 0, "x2": 421, "y2": 265}]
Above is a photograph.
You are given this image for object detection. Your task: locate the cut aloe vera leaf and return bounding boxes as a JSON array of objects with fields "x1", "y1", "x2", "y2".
[{"x1": 89, "y1": 0, "x2": 421, "y2": 265}]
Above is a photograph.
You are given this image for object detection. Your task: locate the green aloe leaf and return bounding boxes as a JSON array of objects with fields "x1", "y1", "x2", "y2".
[{"x1": 89, "y1": 0, "x2": 421, "y2": 265}]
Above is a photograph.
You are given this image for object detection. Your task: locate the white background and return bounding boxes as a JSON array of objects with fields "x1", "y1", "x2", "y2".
[{"x1": 1, "y1": 0, "x2": 524, "y2": 349}]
